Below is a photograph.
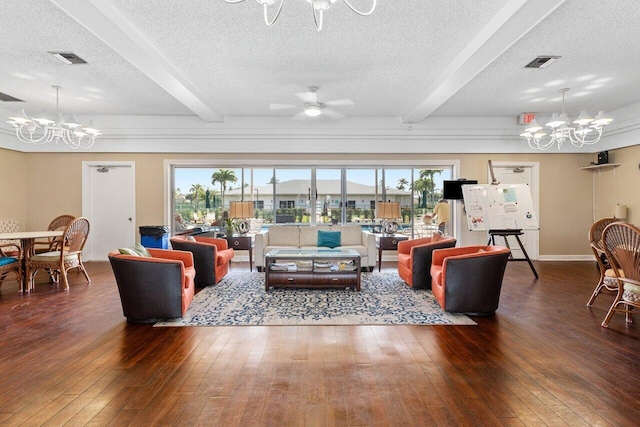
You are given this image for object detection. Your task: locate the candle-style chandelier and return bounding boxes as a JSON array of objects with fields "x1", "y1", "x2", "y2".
[
  {"x1": 223, "y1": 0, "x2": 376, "y2": 32},
  {"x1": 7, "y1": 85, "x2": 101, "y2": 150},
  {"x1": 520, "y1": 88, "x2": 613, "y2": 150}
]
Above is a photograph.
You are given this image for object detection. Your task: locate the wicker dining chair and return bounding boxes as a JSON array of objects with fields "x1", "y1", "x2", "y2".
[
  {"x1": 48, "y1": 214, "x2": 76, "y2": 232},
  {"x1": 586, "y1": 217, "x2": 620, "y2": 307},
  {"x1": 0, "y1": 243, "x2": 22, "y2": 289},
  {"x1": 33, "y1": 214, "x2": 77, "y2": 255},
  {"x1": 25, "y1": 217, "x2": 91, "y2": 291},
  {"x1": 0, "y1": 220, "x2": 21, "y2": 257},
  {"x1": 601, "y1": 222, "x2": 640, "y2": 327}
]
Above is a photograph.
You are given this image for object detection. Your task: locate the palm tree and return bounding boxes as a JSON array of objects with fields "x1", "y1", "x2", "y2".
[
  {"x1": 397, "y1": 178, "x2": 409, "y2": 191},
  {"x1": 419, "y1": 169, "x2": 442, "y2": 206},
  {"x1": 211, "y1": 169, "x2": 237, "y2": 207},
  {"x1": 208, "y1": 188, "x2": 219, "y2": 208},
  {"x1": 267, "y1": 176, "x2": 279, "y2": 185},
  {"x1": 413, "y1": 178, "x2": 429, "y2": 208},
  {"x1": 190, "y1": 184, "x2": 205, "y2": 213}
]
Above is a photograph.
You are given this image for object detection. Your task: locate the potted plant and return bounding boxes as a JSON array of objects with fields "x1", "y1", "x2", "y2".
[{"x1": 223, "y1": 218, "x2": 235, "y2": 237}]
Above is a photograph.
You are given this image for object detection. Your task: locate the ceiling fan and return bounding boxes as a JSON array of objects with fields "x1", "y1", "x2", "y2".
[{"x1": 269, "y1": 86, "x2": 354, "y2": 120}]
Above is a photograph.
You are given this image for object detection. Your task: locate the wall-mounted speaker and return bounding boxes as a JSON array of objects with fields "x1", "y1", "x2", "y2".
[{"x1": 597, "y1": 151, "x2": 609, "y2": 165}]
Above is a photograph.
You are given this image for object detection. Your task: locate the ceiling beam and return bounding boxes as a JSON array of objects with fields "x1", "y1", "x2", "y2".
[
  {"x1": 403, "y1": 0, "x2": 567, "y2": 124},
  {"x1": 49, "y1": 0, "x2": 224, "y2": 123}
]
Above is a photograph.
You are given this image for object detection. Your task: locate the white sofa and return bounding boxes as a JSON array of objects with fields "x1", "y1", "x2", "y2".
[{"x1": 255, "y1": 224, "x2": 377, "y2": 271}]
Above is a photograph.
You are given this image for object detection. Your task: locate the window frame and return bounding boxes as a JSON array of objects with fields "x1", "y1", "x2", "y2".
[{"x1": 165, "y1": 159, "x2": 460, "y2": 236}]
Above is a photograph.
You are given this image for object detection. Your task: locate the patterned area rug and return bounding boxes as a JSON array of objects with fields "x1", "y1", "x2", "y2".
[{"x1": 155, "y1": 272, "x2": 476, "y2": 326}]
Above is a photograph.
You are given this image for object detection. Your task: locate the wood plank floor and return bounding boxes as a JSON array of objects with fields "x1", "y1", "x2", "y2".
[{"x1": 1, "y1": 260, "x2": 639, "y2": 426}]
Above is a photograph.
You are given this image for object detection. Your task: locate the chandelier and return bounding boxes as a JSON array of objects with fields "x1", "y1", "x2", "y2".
[
  {"x1": 6, "y1": 86, "x2": 101, "y2": 149},
  {"x1": 224, "y1": 0, "x2": 377, "y2": 31},
  {"x1": 520, "y1": 88, "x2": 612, "y2": 150}
]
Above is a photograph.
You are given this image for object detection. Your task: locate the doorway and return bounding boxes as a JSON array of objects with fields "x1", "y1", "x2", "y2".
[
  {"x1": 82, "y1": 162, "x2": 136, "y2": 261},
  {"x1": 489, "y1": 162, "x2": 539, "y2": 260}
]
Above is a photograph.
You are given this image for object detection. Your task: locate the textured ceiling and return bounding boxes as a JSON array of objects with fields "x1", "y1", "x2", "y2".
[{"x1": 1, "y1": 0, "x2": 639, "y2": 124}]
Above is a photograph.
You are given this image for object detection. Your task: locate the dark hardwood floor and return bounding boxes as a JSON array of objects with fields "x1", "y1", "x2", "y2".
[{"x1": 1, "y1": 260, "x2": 639, "y2": 426}]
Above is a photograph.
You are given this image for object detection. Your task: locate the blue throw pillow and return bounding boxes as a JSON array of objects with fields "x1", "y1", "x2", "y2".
[
  {"x1": 0, "y1": 257, "x2": 17, "y2": 266},
  {"x1": 318, "y1": 230, "x2": 341, "y2": 248}
]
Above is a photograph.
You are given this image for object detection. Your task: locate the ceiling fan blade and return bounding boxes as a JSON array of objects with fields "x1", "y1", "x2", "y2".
[
  {"x1": 322, "y1": 108, "x2": 345, "y2": 119},
  {"x1": 324, "y1": 98, "x2": 355, "y2": 107},
  {"x1": 295, "y1": 91, "x2": 317, "y2": 104},
  {"x1": 270, "y1": 103, "x2": 296, "y2": 110},
  {"x1": 292, "y1": 111, "x2": 310, "y2": 121}
]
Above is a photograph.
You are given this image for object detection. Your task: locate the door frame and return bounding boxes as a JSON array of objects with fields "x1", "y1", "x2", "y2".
[
  {"x1": 82, "y1": 161, "x2": 136, "y2": 261},
  {"x1": 489, "y1": 161, "x2": 539, "y2": 260}
]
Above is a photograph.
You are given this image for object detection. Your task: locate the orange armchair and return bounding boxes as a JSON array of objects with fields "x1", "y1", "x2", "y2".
[
  {"x1": 170, "y1": 235, "x2": 234, "y2": 287},
  {"x1": 397, "y1": 235, "x2": 456, "y2": 288},
  {"x1": 108, "y1": 248, "x2": 195, "y2": 323},
  {"x1": 430, "y1": 245, "x2": 510, "y2": 316}
]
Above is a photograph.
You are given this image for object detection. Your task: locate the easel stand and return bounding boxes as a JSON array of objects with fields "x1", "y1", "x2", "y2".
[{"x1": 488, "y1": 229, "x2": 538, "y2": 279}]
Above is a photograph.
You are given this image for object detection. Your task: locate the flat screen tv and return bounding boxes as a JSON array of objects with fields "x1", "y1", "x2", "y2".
[{"x1": 443, "y1": 180, "x2": 478, "y2": 200}]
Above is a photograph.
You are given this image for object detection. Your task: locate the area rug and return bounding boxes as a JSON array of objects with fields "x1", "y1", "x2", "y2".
[{"x1": 155, "y1": 272, "x2": 476, "y2": 326}]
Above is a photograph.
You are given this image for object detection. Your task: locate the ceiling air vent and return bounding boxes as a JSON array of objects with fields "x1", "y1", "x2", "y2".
[
  {"x1": 0, "y1": 92, "x2": 24, "y2": 102},
  {"x1": 524, "y1": 55, "x2": 560, "y2": 69},
  {"x1": 48, "y1": 51, "x2": 88, "y2": 65}
]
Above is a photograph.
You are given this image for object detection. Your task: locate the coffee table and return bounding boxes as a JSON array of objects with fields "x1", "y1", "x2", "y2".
[{"x1": 264, "y1": 249, "x2": 361, "y2": 291}]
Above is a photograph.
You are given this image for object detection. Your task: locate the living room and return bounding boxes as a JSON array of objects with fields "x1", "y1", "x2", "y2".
[{"x1": 1, "y1": 148, "x2": 636, "y2": 260}]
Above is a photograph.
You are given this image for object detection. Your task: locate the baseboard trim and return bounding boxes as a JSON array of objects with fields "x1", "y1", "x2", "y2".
[{"x1": 538, "y1": 255, "x2": 593, "y2": 262}]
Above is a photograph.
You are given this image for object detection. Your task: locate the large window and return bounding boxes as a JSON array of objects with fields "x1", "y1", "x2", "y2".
[
  {"x1": 171, "y1": 164, "x2": 453, "y2": 236},
  {"x1": 279, "y1": 200, "x2": 295, "y2": 209}
]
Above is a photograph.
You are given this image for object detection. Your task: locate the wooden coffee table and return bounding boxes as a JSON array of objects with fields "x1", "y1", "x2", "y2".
[{"x1": 264, "y1": 248, "x2": 361, "y2": 291}]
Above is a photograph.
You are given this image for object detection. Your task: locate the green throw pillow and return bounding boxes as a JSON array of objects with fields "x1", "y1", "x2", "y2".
[
  {"x1": 118, "y1": 247, "x2": 140, "y2": 256},
  {"x1": 318, "y1": 230, "x2": 341, "y2": 248},
  {"x1": 133, "y1": 243, "x2": 152, "y2": 257},
  {"x1": 118, "y1": 244, "x2": 151, "y2": 257}
]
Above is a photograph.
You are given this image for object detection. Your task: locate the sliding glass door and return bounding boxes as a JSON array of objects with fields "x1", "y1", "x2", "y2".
[
  {"x1": 316, "y1": 168, "x2": 342, "y2": 224},
  {"x1": 272, "y1": 168, "x2": 311, "y2": 224},
  {"x1": 345, "y1": 168, "x2": 379, "y2": 226}
]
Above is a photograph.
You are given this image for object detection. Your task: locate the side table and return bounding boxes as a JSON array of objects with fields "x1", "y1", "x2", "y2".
[
  {"x1": 226, "y1": 235, "x2": 254, "y2": 271},
  {"x1": 376, "y1": 235, "x2": 409, "y2": 272}
]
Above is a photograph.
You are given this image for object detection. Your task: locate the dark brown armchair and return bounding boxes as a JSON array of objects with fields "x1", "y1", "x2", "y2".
[
  {"x1": 397, "y1": 235, "x2": 456, "y2": 289},
  {"x1": 170, "y1": 235, "x2": 234, "y2": 287},
  {"x1": 430, "y1": 245, "x2": 511, "y2": 316},
  {"x1": 109, "y1": 248, "x2": 196, "y2": 323}
]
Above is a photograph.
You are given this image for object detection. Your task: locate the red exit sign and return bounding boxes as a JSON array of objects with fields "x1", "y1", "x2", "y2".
[{"x1": 519, "y1": 113, "x2": 536, "y2": 125}]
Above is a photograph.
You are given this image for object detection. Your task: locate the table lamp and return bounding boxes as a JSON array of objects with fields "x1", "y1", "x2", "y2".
[
  {"x1": 613, "y1": 203, "x2": 627, "y2": 219},
  {"x1": 229, "y1": 201, "x2": 254, "y2": 235},
  {"x1": 376, "y1": 202, "x2": 401, "y2": 235}
]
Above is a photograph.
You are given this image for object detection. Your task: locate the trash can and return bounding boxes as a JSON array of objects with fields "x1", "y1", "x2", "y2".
[{"x1": 139, "y1": 225, "x2": 170, "y2": 249}]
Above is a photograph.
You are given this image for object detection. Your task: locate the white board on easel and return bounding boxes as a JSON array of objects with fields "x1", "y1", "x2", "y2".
[{"x1": 461, "y1": 184, "x2": 539, "y2": 231}]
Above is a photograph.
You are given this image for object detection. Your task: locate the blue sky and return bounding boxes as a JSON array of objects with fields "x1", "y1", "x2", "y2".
[{"x1": 175, "y1": 167, "x2": 450, "y2": 195}]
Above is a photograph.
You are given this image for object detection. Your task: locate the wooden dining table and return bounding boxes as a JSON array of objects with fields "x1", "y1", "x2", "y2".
[{"x1": 0, "y1": 230, "x2": 64, "y2": 292}]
